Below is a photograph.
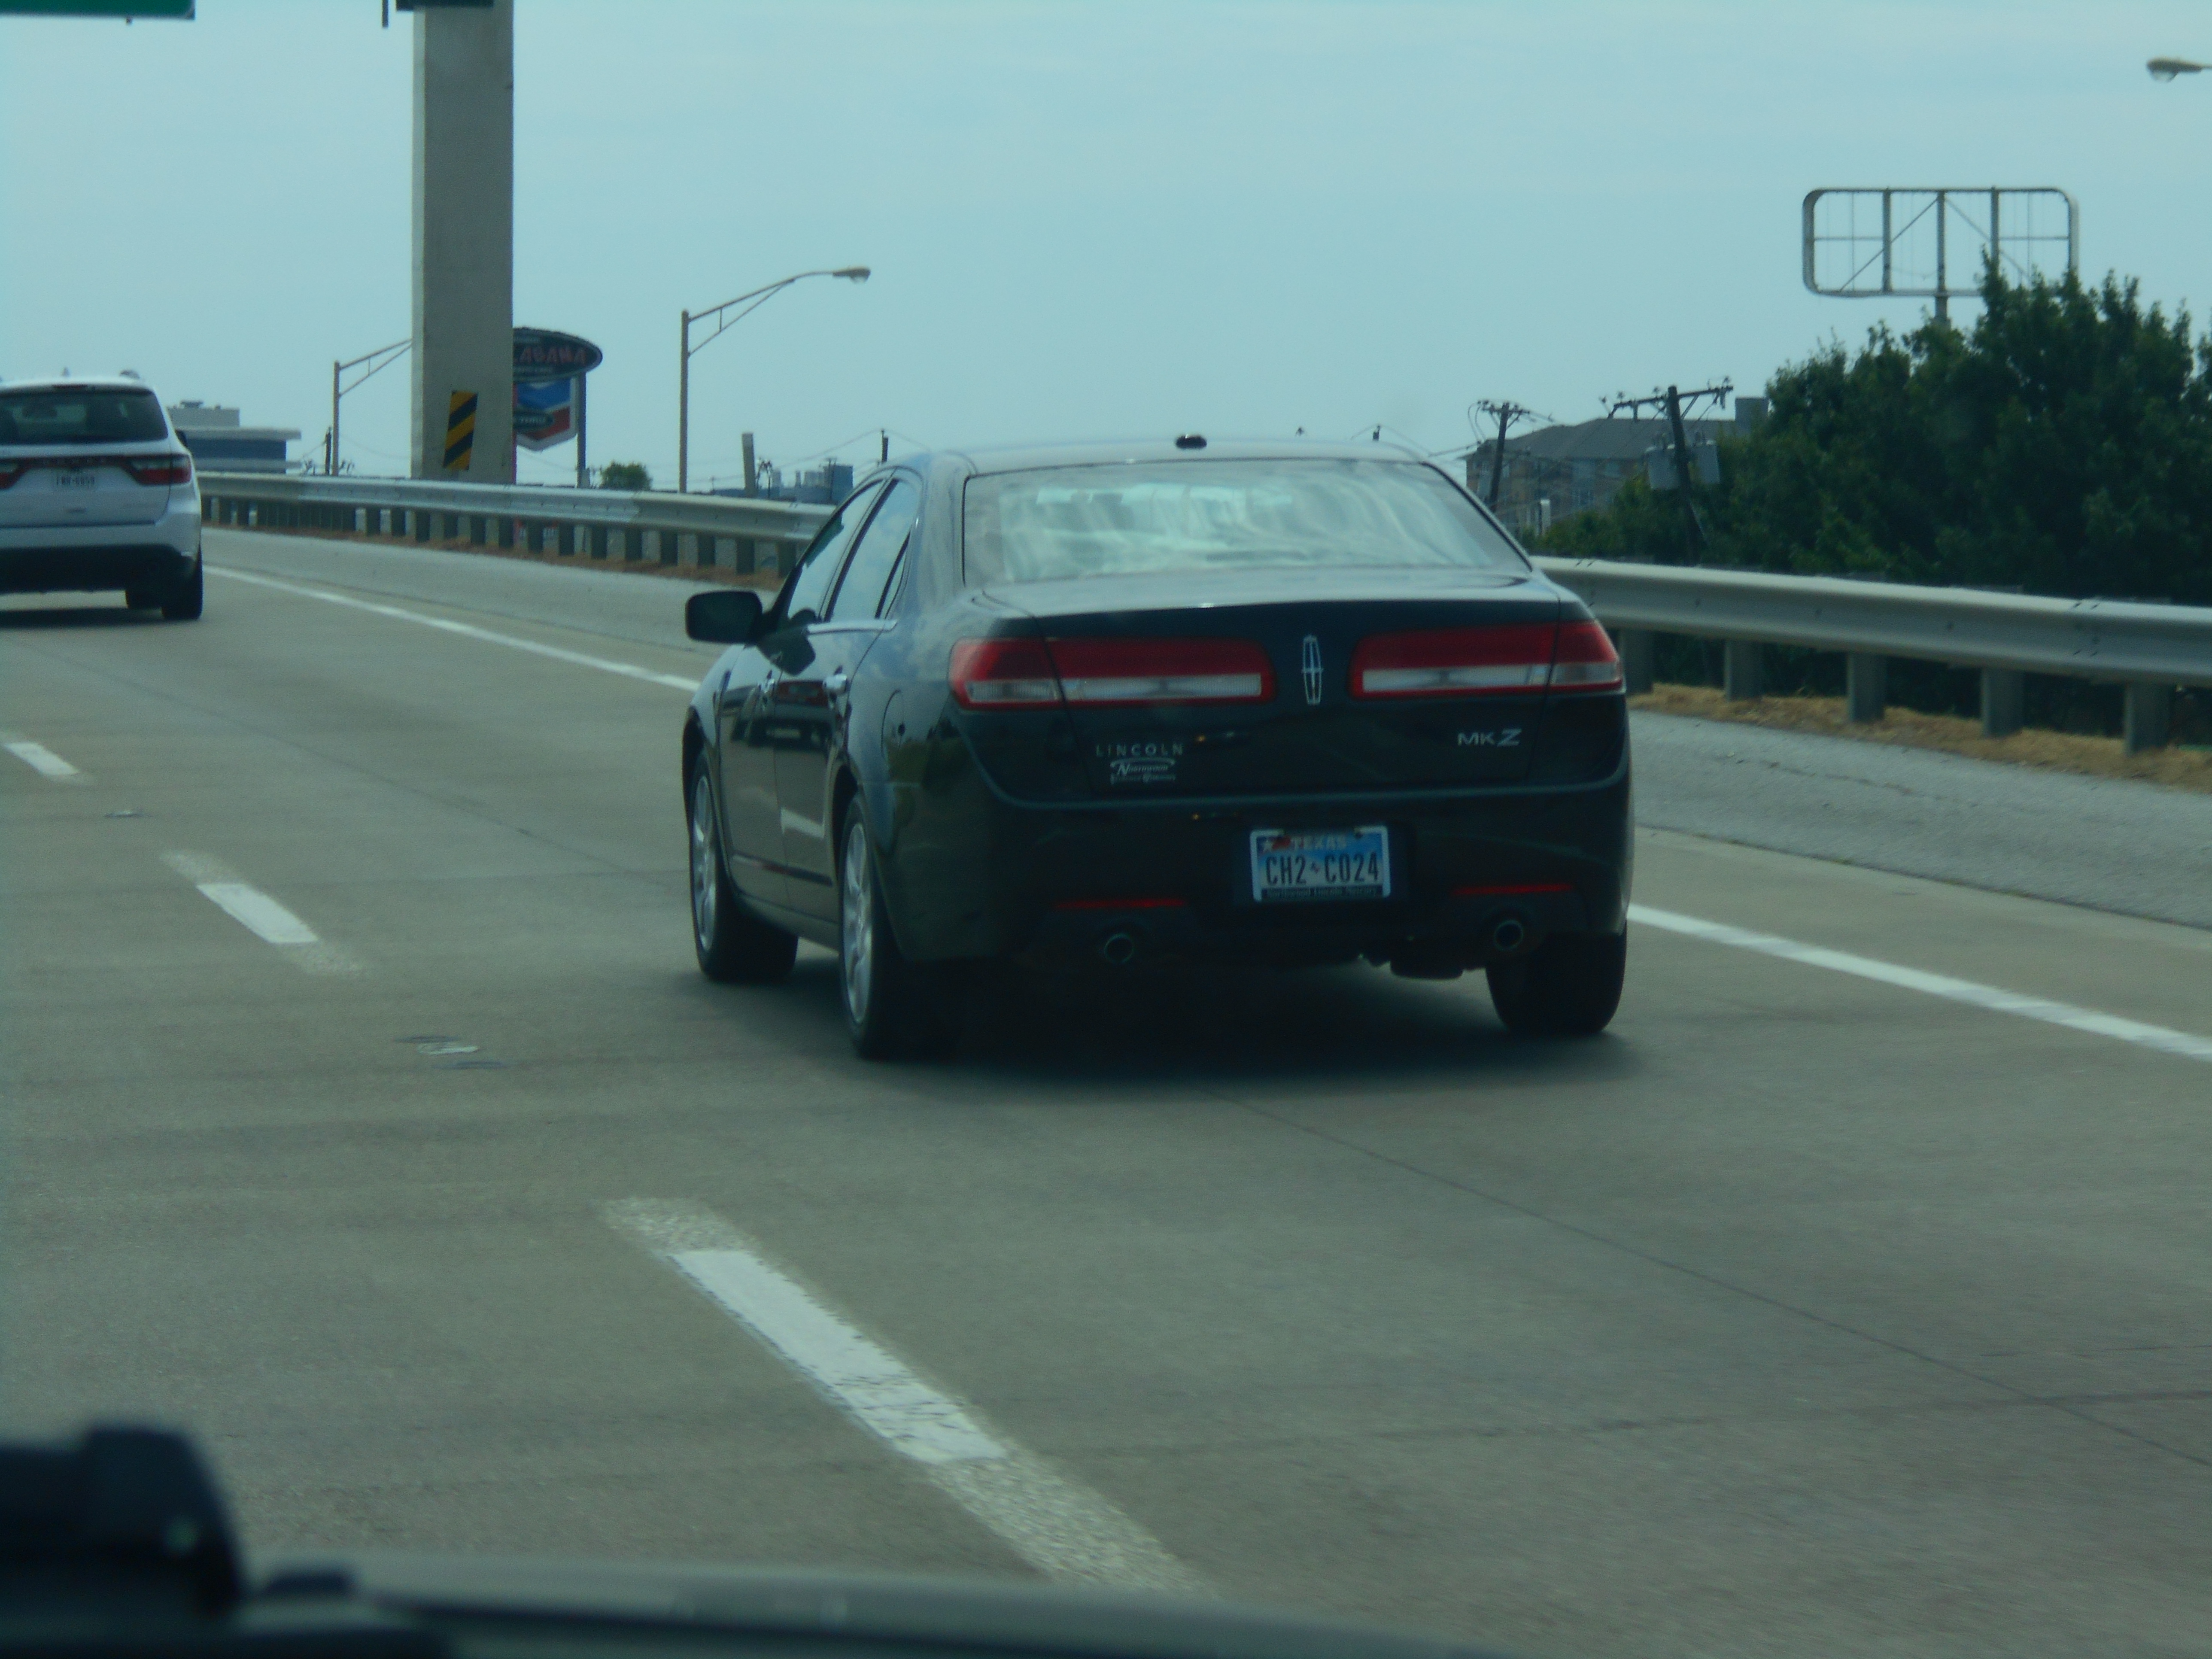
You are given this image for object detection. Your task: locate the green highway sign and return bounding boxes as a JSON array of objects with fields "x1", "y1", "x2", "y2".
[{"x1": 1, "y1": 1, "x2": 195, "y2": 14}]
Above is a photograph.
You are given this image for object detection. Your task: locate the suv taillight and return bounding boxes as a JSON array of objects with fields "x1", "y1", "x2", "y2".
[
  {"x1": 1349, "y1": 621, "x2": 1623, "y2": 697},
  {"x1": 0, "y1": 462, "x2": 24, "y2": 490},
  {"x1": 950, "y1": 637, "x2": 1276, "y2": 711},
  {"x1": 124, "y1": 455, "x2": 193, "y2": 486}
]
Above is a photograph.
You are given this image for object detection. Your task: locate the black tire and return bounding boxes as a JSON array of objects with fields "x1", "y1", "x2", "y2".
[
  {"x1": 839, "y1": 811, "x2": 958, "y2": 1060},
  {"x1": 688, "y1": 762, "x2": 796, "y2": 984},
  {"x1": 160, "y1": 558, "x2": 204, "y2": 622},
  {"x1": 123, "y1": 585, "x2": 159, "y2": 611},
  {"x1": 1486, "y1": 930, "x2": 1626, "y2": 1037}
]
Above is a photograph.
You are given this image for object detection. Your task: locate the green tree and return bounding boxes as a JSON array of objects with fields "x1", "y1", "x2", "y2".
[
  {"x1": 1537, "y1": 267, "x2": 2212, "y2": 608},
  {"x1": 599, "y1": 461, "x2": 652, "y2": 492}
]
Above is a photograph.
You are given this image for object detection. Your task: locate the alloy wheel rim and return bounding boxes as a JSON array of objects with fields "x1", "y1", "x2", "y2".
[
  {"x1": 690, "y1": 772, "x2": 717, "y2": 947},
  {"x1": 842, "y1": 822, "x2": 874, "y2": 1027}
]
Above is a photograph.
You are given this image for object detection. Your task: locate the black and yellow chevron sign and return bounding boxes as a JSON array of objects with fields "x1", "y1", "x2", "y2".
[{"x1": 443, "y1": 390, "x2": 478, "y2": 473}]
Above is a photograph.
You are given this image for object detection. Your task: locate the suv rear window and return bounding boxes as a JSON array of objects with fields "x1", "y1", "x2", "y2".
[
  {"x1": 962, "y1": 458, "x2": 1527, "y2": 585},
  {"x1": 0, "y1": 388, "x2": 169, "y2": 447}
]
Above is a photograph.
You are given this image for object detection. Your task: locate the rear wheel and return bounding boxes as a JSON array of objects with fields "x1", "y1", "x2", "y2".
[
  {"x1": 1487, "y1": 930, "x2": 1626, "y2": 1036},
  {"x1": 123, "y1": 585, "x2": 159, "y2": 611},
  {"x1": 689, "y1": 763, "x2": 796, "y2": 984},
  {"x1": 160, "y1": 558, "x2": 204, "y2": 622},
  {"x1": 840, "y1": 812, "x2": 957, "y2": 1060}
]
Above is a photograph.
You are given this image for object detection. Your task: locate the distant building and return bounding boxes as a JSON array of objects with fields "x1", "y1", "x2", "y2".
[
  {"x1": 1464, "y1": 397, "x2": 1767, "y2": 536},
  {"x1": 166, "y1": 402, "x2": 301, "y2": 474},
  {"x1": 710, "y1": 460, "x2": 856, "y2": 506}
]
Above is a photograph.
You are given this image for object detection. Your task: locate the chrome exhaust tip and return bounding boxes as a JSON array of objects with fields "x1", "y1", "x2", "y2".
[
  {"x1": 1490, "y1": 916, "x2": 1528, "y2": 954},
  {"x1": 1098, "y1": 931, "x2": 1139, "y2": 967}
]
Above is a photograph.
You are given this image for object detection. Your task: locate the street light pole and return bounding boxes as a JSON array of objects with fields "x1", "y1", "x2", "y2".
[
  {"x1": 2148, "y1": 56, "x2": 2205, "y2": 80},
  {"x1": 677, "y1": 266, "x2": 869, "y2": 493},
  {"x1": 331, "y1": 337, "x2": 411, "y2": 477}
]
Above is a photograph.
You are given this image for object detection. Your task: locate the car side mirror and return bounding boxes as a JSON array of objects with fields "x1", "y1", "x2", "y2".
[{"x1": 686, "y1": 589, "x2": 764, "y2": 644}]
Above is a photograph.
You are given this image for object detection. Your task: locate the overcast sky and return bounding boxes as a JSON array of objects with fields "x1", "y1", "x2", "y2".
[{"x1": 5, "y1": 1, "x2": 2209, "y2": 488}]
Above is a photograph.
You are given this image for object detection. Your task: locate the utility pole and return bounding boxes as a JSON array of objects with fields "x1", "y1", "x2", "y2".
[
  {"x1": 1471, "y1": 400, "x2": 1543, "y2": 509},
  {"x1": 1663, "y1": 385, "x2": 1702, "y2": 553},
  {"x1": 1610, "y1": 382, "x2": 1731, "y2": 556}
]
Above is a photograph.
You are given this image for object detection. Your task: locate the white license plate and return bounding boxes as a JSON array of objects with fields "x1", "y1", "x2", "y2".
[
  {"x1": 1250, "y1": 826, "x2": 1391, "y2": 903},
  {"x1": 55, "y1": 469, "x2": 97, "y2": 490}
]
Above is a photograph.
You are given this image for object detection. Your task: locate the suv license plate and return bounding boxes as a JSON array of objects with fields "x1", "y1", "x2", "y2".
[
  {"x1": 55, "y1": 469, "x2": 96, "y2": 489},
  {"x1": 1250, "y1": 826, "x2": 1390, "y2": 903}
]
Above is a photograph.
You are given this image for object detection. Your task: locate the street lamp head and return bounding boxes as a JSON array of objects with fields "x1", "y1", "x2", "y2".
[
  {"x1": 2148, "y1": 57, "x2": 2204, "y2": 81},
  {"x1": 834, "y1": 266, "x2": 872, "y2": 282}
]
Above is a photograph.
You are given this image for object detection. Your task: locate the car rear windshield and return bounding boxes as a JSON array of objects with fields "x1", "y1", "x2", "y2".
[
  {"x1": 962, "y1": 458, "x2": 1527, "y2": 585},
  {"x1": 0, "y1": 387, "x2": 169, "y2": 447}
]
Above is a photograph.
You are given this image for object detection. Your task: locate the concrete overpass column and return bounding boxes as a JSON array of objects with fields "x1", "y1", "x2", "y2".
[{"x1": 410, "y1": 0, "x2": 514, "y2": 484}]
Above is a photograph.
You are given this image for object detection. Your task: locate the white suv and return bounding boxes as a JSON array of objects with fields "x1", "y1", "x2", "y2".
[{"x1": 0, "y1": 376, "x2": 203, "y2": 620}]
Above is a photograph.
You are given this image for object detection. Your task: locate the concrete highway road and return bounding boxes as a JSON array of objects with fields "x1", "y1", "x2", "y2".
[{"x1": 5, "y1": 529, "x2": 2210, "y2": 1659}]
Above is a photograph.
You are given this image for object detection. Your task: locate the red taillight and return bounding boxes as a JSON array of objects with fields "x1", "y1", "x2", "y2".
[
  {"x1": 123, "y1": 455, "x2": 193, "y2": 486},
  {"x1": 950, "y1": 636, "x2": 1275, "y2": 711},
  {"x1": 1047, "y1": 637, "x2": 1274, "y2": 705},
  {"x1": 950, "y1": 638, "x2": 1062, "y2": 709},
  {"x1": 0, "y1": 462, "x2": 23, "y2": 490},
  {"x1": 1549, "y1": 620, "x2": 1623, "y2": 692},
  {"x1": 1350, "y1": 620, "x2": 1623, "y2": 698},
  {"x1": 1350, "y1": 624, "x2": 1555, "y2": 698}
]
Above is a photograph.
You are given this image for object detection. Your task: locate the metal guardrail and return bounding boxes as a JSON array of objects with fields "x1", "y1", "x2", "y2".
[
  {"x1": 1535, "y1": 556, "x2": 2211, "y2": 751},
  {"x1": 199, "y1": 472, "x2": 833, "y2": 580},
  {"x1": 1534, "y1": 558, "x2": 2212, "y2": 687},
  {"x1": 197, "y1": 475, "x2": 2206, "y2": 750}
]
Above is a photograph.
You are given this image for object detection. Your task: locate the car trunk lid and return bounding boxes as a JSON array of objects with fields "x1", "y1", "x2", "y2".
[{"x1": 978, "y1": 569, "x2": 1566, "y2": 795}]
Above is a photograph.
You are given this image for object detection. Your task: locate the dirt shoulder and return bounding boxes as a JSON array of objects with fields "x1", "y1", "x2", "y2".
[{"x1": 1632, "y1": 684, "x2": 2212, "y2": 795}]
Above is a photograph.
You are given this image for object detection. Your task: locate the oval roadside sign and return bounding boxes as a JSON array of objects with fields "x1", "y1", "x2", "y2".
[{"x1": 513, "y1": 327, "x2": 603, "y2": 383}]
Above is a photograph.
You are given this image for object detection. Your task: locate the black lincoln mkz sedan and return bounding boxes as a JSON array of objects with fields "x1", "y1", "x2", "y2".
[{"x1": 681, "y1": 440, "x2": 1631, "y2": 1057}]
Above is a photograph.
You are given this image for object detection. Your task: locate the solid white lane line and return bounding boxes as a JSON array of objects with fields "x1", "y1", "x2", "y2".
[
  {"x1": 161, "y1": 851, "x2": 360, "y2": 974},
  {"x1": 3, "y1": 739, "x2": 81, "y2": 778},
  {"x1": 1630, "y1": 904, "x2": 2212, "y2": 1063},
  {"x1": 207, "y1": 565, "x2": 698, "y2": 691},
  {"x1": 602, "y1": 1199, "x2": 1207, "y2": 1595}
]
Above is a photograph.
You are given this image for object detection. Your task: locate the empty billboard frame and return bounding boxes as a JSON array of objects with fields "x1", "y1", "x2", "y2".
[{"x1": 1803, "y1": 188, "x2": 2077, "y2": 314}]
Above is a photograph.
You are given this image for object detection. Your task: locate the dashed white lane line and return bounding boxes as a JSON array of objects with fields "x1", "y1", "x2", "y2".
[
  {"x1": 602, "y1": 1199, "x2": 1207, "y2": 1596},
  {"x1": 207, "y1": 565, "x2": 698, "y2": 691},
  {"x1": 161, "y1": 851, "x2": 360, "y2": 975},
  {"x1": 1630, "y1": 904, "x2": 2212, "y2": 1063},
  {"x1": 3, "y1": 738, "x2": 81, "y2": 779}
]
